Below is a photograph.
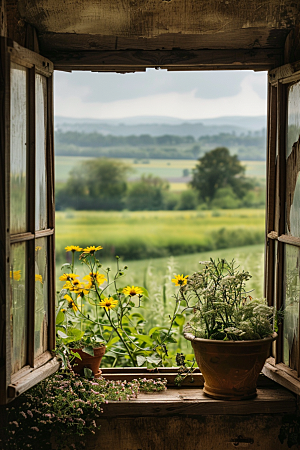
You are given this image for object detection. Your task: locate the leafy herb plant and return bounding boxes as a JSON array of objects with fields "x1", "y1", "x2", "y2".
[{"x1": 173, "y1": 258, "x2": 276, "y2": 341}]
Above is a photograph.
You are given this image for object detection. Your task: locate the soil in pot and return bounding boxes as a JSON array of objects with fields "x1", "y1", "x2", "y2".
[
  {"x1": 71, "y1": 346, "x2": 106, "y2": 377},
  {"x1": 184, "y1": 332, "x2": 277, "y2": 400}
]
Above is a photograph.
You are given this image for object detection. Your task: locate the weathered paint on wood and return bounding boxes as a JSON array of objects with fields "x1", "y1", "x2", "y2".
[
  {"x1": 78, "y1": 414, "x2": 294, "y2": 450},
  {"x1": 18, "y1": 0, "x2": 298, "y2": 37},
  {"x1": 12, "y1": 0, "x2": 299, "y2": 58}
]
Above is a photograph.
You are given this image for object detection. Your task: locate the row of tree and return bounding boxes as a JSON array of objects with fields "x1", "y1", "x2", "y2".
[
  {"x1": 55, "y1": 130, "x2": 266, "y2": 161},
  {"x1": 56, "y1": 148, "x2": 264, "y2": 211}
]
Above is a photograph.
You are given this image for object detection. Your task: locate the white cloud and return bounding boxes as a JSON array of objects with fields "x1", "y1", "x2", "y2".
[{"x1": 54, "y1": 71, "x2": 267, "y2": 120}]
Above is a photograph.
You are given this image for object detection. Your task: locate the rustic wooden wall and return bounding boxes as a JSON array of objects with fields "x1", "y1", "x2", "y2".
[
  {"x1": 15, "y1": 0, "x2": 300, "y2": 58},
  {"x1": 74, "y1": 415, "x2": 292, "y2": 450},
  {"x1": 0, "y1": 0, "x2": 6, "y2": 37}
]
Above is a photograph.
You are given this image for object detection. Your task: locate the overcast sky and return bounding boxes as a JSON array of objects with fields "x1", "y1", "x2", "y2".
[{"x1": 54, "y1": 69, "x2": 267, "y2": 120}]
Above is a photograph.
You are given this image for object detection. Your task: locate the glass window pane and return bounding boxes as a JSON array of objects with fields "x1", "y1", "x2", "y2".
[
  {"x1": 283, "y1": 245, "x2": 300, "y2": 370},
  {"x1": 35, "y1": 74, "x2": 47, "y2": 231},
  {"x1": 286, "y1": 81, "x2": 300, "y2": 237},
  {"x1": 34, "y1": 238, "x2": 48, "y2": 357},
  {"x1": 10, "y1": 242, "x2": 27, "y2": 374},
  {"x1": 10, "y1": 63, "x2": 27, "y2": 234}
]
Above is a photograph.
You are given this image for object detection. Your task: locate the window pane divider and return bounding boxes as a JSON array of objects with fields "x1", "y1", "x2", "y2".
[
  {"x1": 10, "y1": 228, "x2": 54, "y2": 243},
  {"x1": 274, "y1": 81, "x2": 286, "y2": 366},
  {"x1": 267, "y1": 232, "x2": 300, "y2": 247}
]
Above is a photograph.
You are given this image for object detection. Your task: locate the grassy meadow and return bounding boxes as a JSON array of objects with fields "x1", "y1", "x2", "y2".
[{"x1": 56, "y1": 208, "x2": 265, "y2": 262}]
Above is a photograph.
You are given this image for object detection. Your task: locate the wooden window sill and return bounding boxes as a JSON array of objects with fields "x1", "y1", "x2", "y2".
[
  {"x1": 100, "y1": 367, "x2": 296, "y2": 417},
  {"x1": 101, "y1": 386, "x2": 296, "y2": 417}
]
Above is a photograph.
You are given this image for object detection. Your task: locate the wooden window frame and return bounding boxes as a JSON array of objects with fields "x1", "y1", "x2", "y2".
[
  {"x1": 263, "y1": 60, "x2": 300, "y2": 396},
  {"x1": 2, "y1": 39, "x2": 300, "y2": 403},
  {"x1": 0, "y1": 38, "x2": 58, "y2": 405}
]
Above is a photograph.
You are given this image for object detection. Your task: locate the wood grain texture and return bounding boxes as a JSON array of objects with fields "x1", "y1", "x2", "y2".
[
  {"x1": 72, "y1": 413, "x2": 295, "y2": 450},
  {"x1": 263, "y1": 357, "x2": 300, "y2": 395},
  {"x1": 50, "y1": 48, "x2": 282, "y2": 72},
  {"x1": 0, "y1": 37, "x2": 10, "y2": 406},
  {"x1": 7, "y1": 356, "x2": 59, "y2": 398},
  {"x1": 100, "y1": 387, "x2": 296, "y2": 417},
  {"x1": 0, "y1": 0, "x2": 7, "y2": 37},
  {"x1": 40, "y1": 29, "x2": 289, "y2": 53},
  {"x1": 18, "y1": 0, "x2": 298, "y2": 37}
]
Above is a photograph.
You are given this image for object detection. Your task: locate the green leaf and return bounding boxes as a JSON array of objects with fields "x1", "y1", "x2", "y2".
[
  {"x1": 67, "y1": 328, "x2": 85, "y2": 340},
  {"x1": 132, "y1": 334, "x2": 153, "y2": 345},
  {"x1": 70, "y1": 351, "x2": 81, "y2": 360},
  {"x1": 82, "y1": 346, "x2": 94, "y2": 356},
  {"x1": 106, "y1": 336, "x2": 120, "y2": 347},
  {"x1": 140, "y1": 287, "x2": 149, "y2": 298},
  {"x1": 84, "y1": 368, "x2": 93, "y2": 378},
  {"x1": 56, "y1": 310, "x2": 65, "y2": 325},
  {"x1": 137, "y1": 355, "x2": 146, "y2": 367},
  {"x1": 175, "y1": 314, "x2": 185, "y2": 327},
  {"x1": 129, "y1": 312, "x2": 145, "y2": 321},
  {"x1": 146, "y1": 355, "x2": 161, "y2": 365},
  {"x1": 57, "y1": 330, "x2": 68, "y2": 339}
]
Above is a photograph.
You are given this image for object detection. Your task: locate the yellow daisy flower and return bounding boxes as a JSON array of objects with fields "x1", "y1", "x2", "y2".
[
  {"x1": 64, "y1": 280, "x2": 89, "y2": 296},
  {"x1": 35, "y1": 274, "x2": 43, "y2": 284},
  {"x1": 59, "y1": 273, "x2": 79, "y2": 282},
  {"x1": 99, "y1": 297, "x2": 118, "y2": 311},
  {"x1": 171, "y1": 274, "x2": 189, "y2": 286},
  {"x1": 64, "y1": 294, "x2": 78, "y2": 311},
  {"x1": 83, "y1": 272, "x2": 107, "y2": 286},
  {"x1": 122, "y1": 285, "x2": 143, "y2": 297},
  {"x1": 65, "y1": 246, "x2": 83, "y2": 252},
  {"x1": 83, "y1": 245, "x2": 103, "y2": 254}
]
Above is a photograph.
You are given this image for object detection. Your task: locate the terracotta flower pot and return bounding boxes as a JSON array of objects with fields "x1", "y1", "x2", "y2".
[
  {"x1": 184, "y1": 332, "x2": 277, "y2": 400},
  {"x1": 71, "y1": 346, "x2": 106, "y2": 377}
]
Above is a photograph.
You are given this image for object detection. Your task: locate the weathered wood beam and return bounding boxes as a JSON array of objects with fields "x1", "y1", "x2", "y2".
[{"x1": 51, "y1": 48, "x2": 283, "y2": 72}]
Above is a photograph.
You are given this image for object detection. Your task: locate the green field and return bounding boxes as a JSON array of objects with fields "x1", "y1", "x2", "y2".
[
  {"x1": 56, "y1": 208, "x2": 265, "y2": 261},
  {"x1": 55, "y1": 157, "x2": 266, "y2": 190}
]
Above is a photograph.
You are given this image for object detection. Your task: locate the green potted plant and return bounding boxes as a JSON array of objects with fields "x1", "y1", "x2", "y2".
[{"x1": 172, "y1": 258, "x2": 278, "y2": 400}]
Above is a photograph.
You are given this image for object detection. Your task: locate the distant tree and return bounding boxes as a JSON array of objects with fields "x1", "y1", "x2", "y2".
[
  {"x1": 126, "y1": 174, "x2": 169, "y2": 211},
  {"x1": 190, "y1": 147, "x2": 252, "y2": 204},
  {"x1": 176, "y1": 189, "x2": 198, "y2": 210},
  {"x1": 56, "y1": 158, "x2": 130, "y2": 210}
]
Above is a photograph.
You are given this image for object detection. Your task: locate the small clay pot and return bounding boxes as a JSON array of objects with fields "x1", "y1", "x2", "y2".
[
  {"x1": 71, "y1": 346, "x2": 106, "y2": 376},
  {"x1": 184, "y1": 332, "x2": 277, "y2": 400}
]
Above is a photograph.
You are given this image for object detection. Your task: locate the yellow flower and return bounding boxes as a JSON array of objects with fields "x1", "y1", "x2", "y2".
[
  {"x1": 64, "y1": 280, "x2": 89, "y2": 296},
  {"x1": 61, "y1": 308, "x2": 66, "y2": 313},
  {"x1": 35, "y1": 274, "x2": 43, "y2": 284},
  {"x1": 122, "y1": 285, "x2": 143, "y2": 297},
  {"x1": 59, "y1": 273, "x2": 79, "y2": 282},
  {"x1": 99, "y1": 297, "x2": 118, "y2": 311},
  {"x1": 83, "y1": 246, "x2": 103, "y2": 254},
  {"x1": 171, "y1": 274, "x2": 189, "y2": 286},
  {"x1": 83, "y1": 272, "x2": 107, "y2": 286},
  {"x1": 65, "y1": 246, "x2": 83, "y2": 252},
  {"x1": 10, "y1": 270, "x2": 21, "y2": 281},
  {"x1": 64, "y1": 294, "x2": 78, "y2": 311},
  {"x1": 35, "y1": 246, "x2": 42, "y2": 251}
]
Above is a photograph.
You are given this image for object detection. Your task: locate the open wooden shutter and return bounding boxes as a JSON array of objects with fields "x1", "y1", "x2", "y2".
[
  {"x1": 0, "y1": 38, "x2": 58, "y2": 405},
  {"x1": 264, "y1": 60, "x2": 300, "y2": 394}
]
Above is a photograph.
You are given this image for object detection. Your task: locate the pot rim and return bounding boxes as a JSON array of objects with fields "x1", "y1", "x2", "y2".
[{"x1": 183, "y1": 331, "x2": 277, "y2": 345}]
